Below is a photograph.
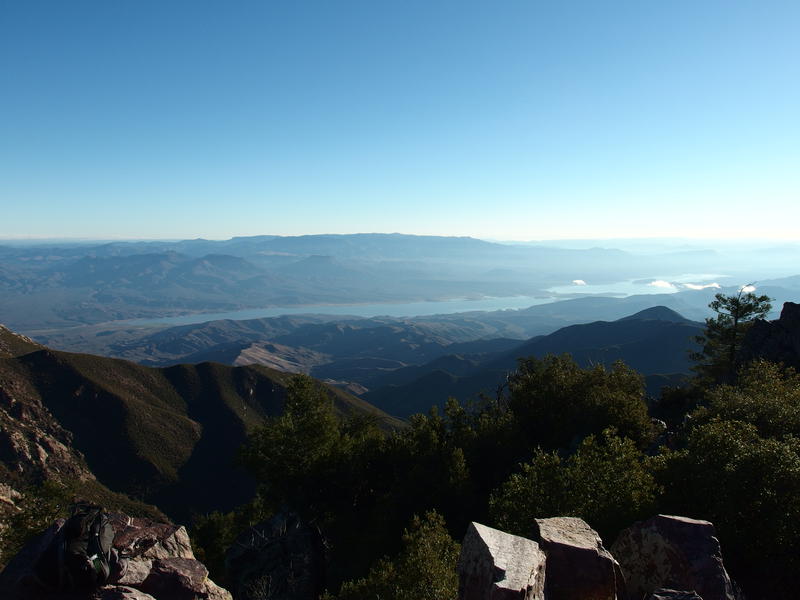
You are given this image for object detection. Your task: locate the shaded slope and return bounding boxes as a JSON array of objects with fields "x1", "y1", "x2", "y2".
[
  {"x1": 0, "y1": 344, "x2": 400, "y2": 521},
  {"x1": 364, "y1": 307, "x2": 702, "y2": 418},
  {"x1": 499, "y1": 315, "x2": 702, "y2": 375}
]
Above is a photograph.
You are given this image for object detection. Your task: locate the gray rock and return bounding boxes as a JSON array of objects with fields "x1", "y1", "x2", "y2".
[
  {"x1": 116, "y1": 559, "x2": 153, "y2": 587},
  {"x1": 611, "y1": 514, "x2": 742, "y2": 600},
  {"x1": 532, "y1": 516, "x2": 624, "y2": 600},
  {"x1": 457, "y1": 522, "x2": 546, "y2": 600}
]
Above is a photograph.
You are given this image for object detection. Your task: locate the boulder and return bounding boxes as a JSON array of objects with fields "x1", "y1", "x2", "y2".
[
  {"x1": 532, "y1": 517, "x2": 624, "y2": 600},
  {"x1": 457, "y1": 522, "x2": 546, "y2": 600},
  {"x1": 225, "y1": 510, "x2": 324, "y2": 600},
  {"x1": 109, "y1": 514, "x2": 195, "y2": 560},
  {"x1": 135, "y1": 557, "x2": 211, "y2": 600},
  {"x1": 611, "y1": 514, "x2": 742, "y2": 600},
  {"x1": 115, "y1": 559, "x2": 153, "y2": 587}
]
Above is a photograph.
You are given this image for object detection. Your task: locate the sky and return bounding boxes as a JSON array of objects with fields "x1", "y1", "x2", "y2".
[{"x1": 1, "y1": 0, "x2": 799, "y2": 241}]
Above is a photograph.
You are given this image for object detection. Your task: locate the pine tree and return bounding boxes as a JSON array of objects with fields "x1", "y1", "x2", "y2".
[{"x1": 691, "y1": 286, "x2": 772, "y2": 382}]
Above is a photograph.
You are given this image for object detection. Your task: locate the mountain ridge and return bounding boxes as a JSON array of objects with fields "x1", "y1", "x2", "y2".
[
  {"x1": 0, "y1": 331, "x2": 401, "y2": 522},
  {"x1": 363, "y1": 306, "x2": 702, "y2": 417}
]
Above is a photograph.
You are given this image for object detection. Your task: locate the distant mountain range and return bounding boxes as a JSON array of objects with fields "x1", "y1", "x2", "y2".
[{"x1": 3, "y1": 233, "x2": 797, "y2": 331}]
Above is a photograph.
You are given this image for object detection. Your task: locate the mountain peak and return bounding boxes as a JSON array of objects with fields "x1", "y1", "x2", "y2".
[{"x1": 616, "y1": 306, "x2": 691, "y2": 323}]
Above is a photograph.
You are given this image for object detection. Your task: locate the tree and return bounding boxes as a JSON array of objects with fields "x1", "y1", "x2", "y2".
[
  {"x1": 691, "y1": 286, "x2": 771, "y2": 382},
  {"x1": 237, "y1": 374, "x2": 341, "y2": 514},
  {"x1": 332, "y1": 511, "x2": 461, "y2": 600},
  {"x1": 656, "y1": 419, "x2": 800, "y2": 599},
  {"x1": 489, "y1": 429, "x2": 658, "y2": 542},
  {"x1": 506, "y1": 355, "x2": 653, "y2": 451}
]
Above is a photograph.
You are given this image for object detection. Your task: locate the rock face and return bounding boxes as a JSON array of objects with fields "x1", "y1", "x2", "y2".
[
  {"x1": 225, "y1": 511, "x2": 325, "y2": 600},
  {"x1": 738, "y1": 301, "x2": 800, "y2": 370},
  {"x1": 611, "y1": 514, "x2": 742, "y2": 600},
  {"x1": 0, "y1": 512, "x2": 231, "y2": 600},
  {"x1": 457, "y1": 522, "x2": 546, "y2": 600},
  {"x1": 0, "y1": 375, "x2": 94, "y2": 483},
  {"x1": 532, "y1": 517, "x2": 624, "y2": 600}
]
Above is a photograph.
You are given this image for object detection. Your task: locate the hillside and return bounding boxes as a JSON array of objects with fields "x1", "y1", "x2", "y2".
[
  {"x1": 40, "y1": 315, "x2": 522, "y2": 388},
  {"x1": 363, "y1": 307, "x2": 703, "y2": 417},
  {"x1": 0, "y1": 325, "x2": 44, "y2": 358},
  {"x1": 0, "y1": 332, "x2": 400, "y2": 522}
]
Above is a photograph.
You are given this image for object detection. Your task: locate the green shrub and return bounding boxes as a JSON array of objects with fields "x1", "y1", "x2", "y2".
[
  {"x1": 333, "y1": 511, "x2": 460, "y2": 600},
  {"x1": 490, "y1": 428, "x2": 658, "y2": 541}
]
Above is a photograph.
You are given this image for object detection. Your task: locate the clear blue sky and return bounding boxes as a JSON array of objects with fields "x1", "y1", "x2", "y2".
[{"x1": 1, "y1": 1, "x2": 798, "y2": 241}]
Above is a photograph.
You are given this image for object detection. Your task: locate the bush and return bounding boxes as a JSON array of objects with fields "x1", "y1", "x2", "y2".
[
  {"x1": 507, "y1": 355, "x2": 653, "y2": 452},
  {"x1": 657, "y1": 418, "x2": 800, "y2": 599},
  {"x1": 490, "y1": 429, "x2": 659, "y2": 541},
  {"x1": 699, "y1": 360, "x2": 800, "y2": 438},
  {"x1": 333, "y1": 511, "x2": 460, "y2": 600}
]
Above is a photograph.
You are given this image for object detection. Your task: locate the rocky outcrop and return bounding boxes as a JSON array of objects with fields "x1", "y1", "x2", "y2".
[
  {"x1": 0, "y1": 482, "x2": 21, "y2": 509},
  {"x1": 225, "y1": 511, "x2": 325, "y2": 600},
  {"x1": 0, "y1": 512, "x2": 231, "y2": 600},
  {"x1": 738, "y1": 301, "x2": 800, "y2": 370},
  {"x1": 0, "y1": 376, "x2": 94, "y2": 483},
  {"x1": 0, "y1": 482, "x2": 22, "y2": 565},
  {"x1": 458, "y1": 516, "x2": 742, "y2": 600},
  {"x1": 611, "y1": 514, "x2": 742, "y2": 600},
  {"x1": 457, "y1": 522, "x2": 546, "y2": 600},
  {"x1": 532, "y1": 517, "x2": 624, "y2": 600},
  {"x1": 457, "y1": 518, "x2": 622, "y2": 600},
  {"x1": 109, "y1": 514, "x2": 195, "y2": 561}
]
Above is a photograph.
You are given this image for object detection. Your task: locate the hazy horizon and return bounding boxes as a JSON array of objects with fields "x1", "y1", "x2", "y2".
[{"x1": 1, "y1": 233, "x2": 799, "y2": 246}]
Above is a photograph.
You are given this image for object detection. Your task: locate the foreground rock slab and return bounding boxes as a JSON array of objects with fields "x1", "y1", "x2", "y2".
[
  {"x1": 457, "y1": 521, "x2": 546, "y2": 600},
  {"x1": 611, "y1": 514, "x2": 742, "y2": 600},
  {"x1": 532, "y1": 517, "x2": 624, "y2": 600}
]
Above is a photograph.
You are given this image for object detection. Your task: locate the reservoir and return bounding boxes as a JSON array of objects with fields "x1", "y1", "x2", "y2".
[{"x1": 124, "y1": 272, "x2": 726, "y2": 327}]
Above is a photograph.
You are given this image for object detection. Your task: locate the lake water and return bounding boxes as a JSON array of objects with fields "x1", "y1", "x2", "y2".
[
  {"x1": 547, "y1": 273, "x2": 729, "y2": 296},
  {"x1": 124, "y1": 272, "x2": 729, "y2": 327},
  {"x1": 126, "y1": 295, "x2": 556, "y2": 326}
]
